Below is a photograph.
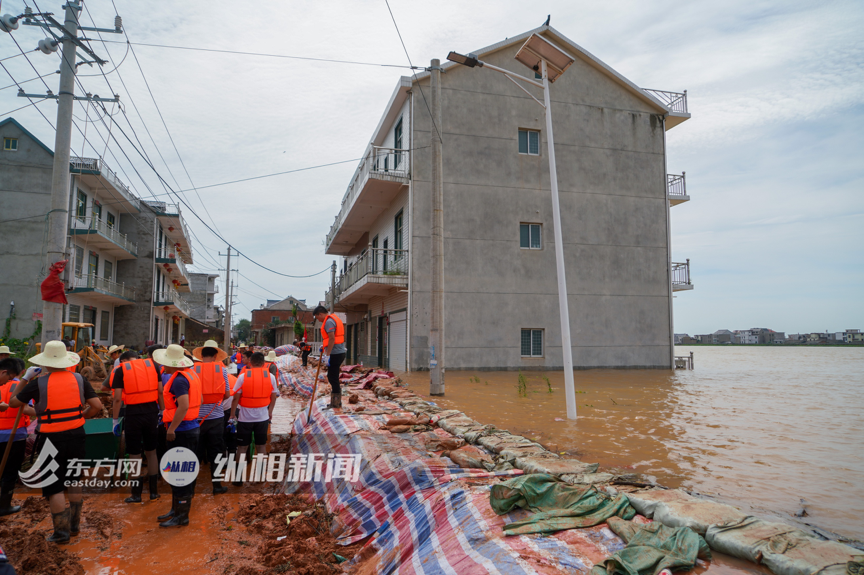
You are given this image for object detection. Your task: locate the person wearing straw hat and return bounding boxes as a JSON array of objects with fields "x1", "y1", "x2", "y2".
[
  {"x1": 191, "y1": 340, "x2": 230, "y2": 495},
  {"x1": 0, "y1": 347, "x2": 15, "y2": 361},
  {"x1": 263, "y1": 350, "x2": 279, "y2": 381},
  {"x1": 107, "y1": 345, "x2": 125, "y2": 369},
  {"x1": 0, "y1": 358, "x2": 35, "y2": 516},
  {"x1": 110, "y1": 349, "x2": 163, "y2": 503},
  {"x1": 9, "y1": 340, "x2": 103, "y2": 543},
  {"x1": 151, "y1": 344, "x2": 202, "y2": 527}
]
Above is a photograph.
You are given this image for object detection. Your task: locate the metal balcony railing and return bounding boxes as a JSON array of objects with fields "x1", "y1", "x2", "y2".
[
  {"x1": 672, "y1": 259, "x2": 692, "y2": 290},
  {"x1": 70, "y1": 216, "x2": 138, "y2": 255},
  {"x1": 156, "y1": 247, "x2": 190, "y2": 281},
  {"x1": 667, "y1": 173, "x2": 687, "y2": 199},
  {"x1": 70, "y1": 156, "x2": 141, "y2": 210},
  {"x1": 145, "y1": 201, "x2": 194, "y2": 257},
  {"x1": 331, "y1": 248, "x2": 408, "y2": 302},
  {"x1": 154, "y1": 288, "x2": 192, "y2": 317},
  {"x1": 643, "y1": 89, "x2": 688, "y2": 114},
  {"x1": 326, "y1": 146, "x2": 409, "y2": 249},
  {"x1": 70, "y1": 273, "x2": 136, "y2": 301}
]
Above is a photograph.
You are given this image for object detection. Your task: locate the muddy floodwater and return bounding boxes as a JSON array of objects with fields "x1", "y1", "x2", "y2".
[{"x1": 406, "y1": 346, "x2": 864, "y2": 542}]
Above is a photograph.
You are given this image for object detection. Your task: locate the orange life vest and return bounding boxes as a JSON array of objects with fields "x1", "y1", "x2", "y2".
[
  {"x1": 162, "y1": 370, "x2": 202, "y2": 424},
  {"x1": 227, "y1": 373, "x2": 238, "y2": 397},
  {"x1": 0, "y1": 380, "x2": 30, "y2": 431},
  {"x1": 321, "y1": 314, "x2": 345, "y2": 348},
  {"x1": 120, "y1": 359, "x2": 160, "y2": 405},
  {"x1": 65, "y1": 365, "x2": 77, "y2": 373},
  {"x1": 238, "y1": 367, "x2": 271, "y2": 408},
  {"x1": 33, "y1": 372, "x2": 85, "y2": 433},
  {"x1": 193, "y1": 363, "x2": 227, "y2": 404}
]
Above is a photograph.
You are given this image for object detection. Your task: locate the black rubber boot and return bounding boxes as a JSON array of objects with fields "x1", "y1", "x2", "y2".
[
  {"x1": 159, "y1": 496, "x2": 191, "y2": 527},
  {"x1": 156, "y1": 495, "x2": 176, "y2": 522},
  {"x1": 148, "y1": 474, "x2": 160, "y2": 500},
  {"x1": 69, "y1": 500, "x2": 82, "y2": 535},
  {"x1": 335, "y1": 393, "x2": 343, "y2": 409},
  {"x1": 124, "y1": 478, "x2": 143, "y2": 503},
  {"x1": 0, "y1": 492, "x2": 21, "y2": 516},
  {"x1": 47, "y1": 508, "x2": 71, "y2": 543},
  {"x1": 212, "y1": 481, "x2": 227, "y2": 495}
]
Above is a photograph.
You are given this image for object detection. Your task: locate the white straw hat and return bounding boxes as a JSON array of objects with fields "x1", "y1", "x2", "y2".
[
  {"x1": 108, "y1": 344, "x2": 125, "y2": 355},
  {"x1": 0, "y1": 346, "x2": 15, "y2": 355},
  {"x1": 192, "y1": 339, "x2": 228, "y2": 362},
  {"x1": 152, "y1": 344, "x2": 194, "y2": 368},
  {"x1": 28, "y1": 340, "x2": 81, "y2": 369},
  {"x1": 264, "y1": 350, "x2": 277, "y2": 363}
]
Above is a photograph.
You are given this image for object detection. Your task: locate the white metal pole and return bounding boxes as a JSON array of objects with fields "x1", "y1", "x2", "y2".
[{"x1": 541, "y1": 60, "x2": 577, "y2": 420}]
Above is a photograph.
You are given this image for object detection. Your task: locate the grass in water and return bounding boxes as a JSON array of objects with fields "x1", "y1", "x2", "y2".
[
  {"x1": 517, "y1": 371, "x2": 528, "y2": 398},
  {"x1": 543, "y1": 375, "x2": 553, "y2": 393}
]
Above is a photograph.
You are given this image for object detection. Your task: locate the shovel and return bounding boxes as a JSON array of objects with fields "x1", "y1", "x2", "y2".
[{"x1": 306, "y1": 355, "x2": 325, "y2": 424}]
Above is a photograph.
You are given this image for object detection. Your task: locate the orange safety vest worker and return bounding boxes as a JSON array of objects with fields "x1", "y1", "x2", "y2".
[
  {"x1": 162, "y1": 369, "x2": 202, "y2": 423},
  {"x1": 320, "y1": 314, "x2": 345, "y2": 349},
  {"x1": 238, "y1": 367, "x2": 271, "y2": 408},
  {"x1": 227, "y1": 373, "x2": 238, "y2": 397},
  {"x1": 65, "y1": 365, "x2": 77, "y2": 373},
  {"x1": 33, "y1": 372, "x2": 86, "y2": 433},
  {"x1": 120, "y1": 359, "x2": 160, "y2": 405},
  {"x1": 0, "y1": 379, "x2": 30, "y2": 430},
  {"x1": 193, "y1": 363, "x2": 227, "y2": 404}
]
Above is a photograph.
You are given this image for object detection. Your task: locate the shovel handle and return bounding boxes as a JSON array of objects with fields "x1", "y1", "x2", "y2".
[{"x1": 306, "y1": 357, "x2": 324, "y2": 423}]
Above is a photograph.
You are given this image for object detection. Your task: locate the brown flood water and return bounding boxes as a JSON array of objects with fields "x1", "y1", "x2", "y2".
[{"x1": 406, "y1": 345, "x2": 864, "y2": 542}]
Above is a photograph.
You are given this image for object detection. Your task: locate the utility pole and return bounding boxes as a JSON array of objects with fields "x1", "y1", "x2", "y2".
[
  {"x1": 329, "y1": 261, "x2": 337, "y2": 312},
  {"x1": 3, "y1": 3, "x2": 122, "y2": 344},
  {"x1": 429, "y1": 58, "x2": 445, "y2": 396},
  {"x1": 222, "y1": 247, "x2": 231, "y2": 353}
]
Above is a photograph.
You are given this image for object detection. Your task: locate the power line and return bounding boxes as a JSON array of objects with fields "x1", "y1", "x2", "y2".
[
  {"x1": 0, "y1": 71, "x2": 57, "y2": 92},
  {"x1": 95, "y1": 39, "x2": 422, "y2": 69},
  {"x1": 238, "y1": 272, "x2": 285, "y2": 299}
]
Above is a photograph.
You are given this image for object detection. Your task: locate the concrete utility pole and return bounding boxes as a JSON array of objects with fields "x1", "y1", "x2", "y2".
[
  {"x1": 429, "y1": 58, "x2": 445, "y2": 396},
  {"x1": 222, "y1": 247, "x2": 231, "y2": 352},
  {"x1": 329, "y1": 261, "x2": 337, "y2": 312}
]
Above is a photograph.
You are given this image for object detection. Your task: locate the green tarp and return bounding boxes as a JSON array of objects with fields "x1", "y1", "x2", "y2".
[
  {"x1": 591, "y1": 516, "x2": 712, "y2": 575},
  {"x1": 490, "y1": 473, "x2": 636, "y2": 535}
]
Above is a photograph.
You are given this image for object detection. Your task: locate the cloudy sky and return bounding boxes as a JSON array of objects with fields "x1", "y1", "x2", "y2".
[{"x1": 2, "y1": 0, "x2": 862, "y2": 335}]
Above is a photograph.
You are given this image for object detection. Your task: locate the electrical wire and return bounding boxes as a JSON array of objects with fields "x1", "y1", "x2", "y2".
[
  {"x1": 238, "y1": 272, "x2": 286, "y2": 299},
  {"x1": 0, "y1": 98, "x2": 44, "y2": 118},
  {"x1": 0, "y1": 71, "x2": 57, "y2": 92}
]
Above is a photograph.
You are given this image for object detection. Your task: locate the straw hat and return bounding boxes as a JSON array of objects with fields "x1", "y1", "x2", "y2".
[
  {"x1": 264, "y1": 350, "x2": 277, "y2": 363},
  {"x1": 0, "y1": 346, "x2": 15, "y2": 355},
  {"x1": 151, "y1": 344, "x2": 193, "y2": 368},
  {"x1": 108, "y1": 344, "x2": 125, "y2": 355},
  {"x1": 28, "y1": 340, "x2": 81, "y2": 369},
  {"x1": 192, "y1": 340, "x2": 228, "y2": 362}
]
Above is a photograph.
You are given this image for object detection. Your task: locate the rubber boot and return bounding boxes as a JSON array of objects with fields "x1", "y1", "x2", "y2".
[
  {"x1": 124, "y1": 478, "x2": 143, "y2": 503},
  {"x1": 47, "y1": 508, "x2": 71, "y2": 544},
  {"x1": 212, "y1": 480, "x2": 227, "y2": 495},
  {"x1": 335, "y1": 393, "x2": 343, "y2": 409},
  {"x1": 69, "y1": 500, "x2": 82, "y2": 535},
  {"x1": 0, "y1": 492, "x2": 21, "y2": 516},
  {"x1": 148, "y1": 474, "x2": 160, "y2": 500},
  {"x1": 327, "y1": 393, "x2": 338, "y2": 409},
  {"x1": 157, "y1": 495, "x2": 176, "y2": 522},
  {"x1": 159, "y1": 496, "x2": 191, "y2": 527}
]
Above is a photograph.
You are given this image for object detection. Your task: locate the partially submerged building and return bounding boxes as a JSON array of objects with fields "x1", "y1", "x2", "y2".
[{"x1": 322, "y1": 25, "x2": 694, "y2": 371}]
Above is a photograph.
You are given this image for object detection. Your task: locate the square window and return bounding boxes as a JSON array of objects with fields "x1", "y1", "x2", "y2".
[
  {"x1": 3, "y1": 138, "x2": 18, "y2": 151},
  {"x1": 518, "y1": 129, "x2": 540, "y2": 155},
  {"x1": 68, "y1": 304, "x2": 81, "y2": 323},
  {"x1": 74, "y1": 245, "x2": 84, "y2": 277},
  {"x1": 76, "y1": 190, "x2": 87, "y2": 222},
  {"x1": 100, "y1": 310, "x2": 110, "y2": 341},
  {"x1": 520, "y1": 223, "x2": 542, "y2": 249},
  {"x1": 521, "y1": 329, "x2": 544, "y2": 357}
]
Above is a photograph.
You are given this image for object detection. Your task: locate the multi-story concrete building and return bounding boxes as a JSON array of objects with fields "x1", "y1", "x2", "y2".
[
  {"x1": 249, "y1": 296, "x2": 308, "y2": 346},
  {"x1": 1, "y1": 117, "x2": 197, "y2": 348},
  {"x1": 322, "y1": 25, "x2": 693, "y2": 371},
  {"x1": 187, "y1": 272, "x2": 222, "y2": 326}
]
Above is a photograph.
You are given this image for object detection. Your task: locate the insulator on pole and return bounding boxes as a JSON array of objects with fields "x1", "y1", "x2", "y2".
[{"x1": 114, "y1": 15, "x2": 122, "y2": 31}]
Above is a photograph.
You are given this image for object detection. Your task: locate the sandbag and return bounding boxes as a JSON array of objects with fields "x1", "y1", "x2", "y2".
[
  {"x1": 561, "y1": 472, "x2": 615, "y2": 485},
  {"x1": 516, "y1": 456, "x2": 599, "y2": 476},
  {"x1": 447, "y1": 445, "x2": 494, "y2": 470},
  {"x1": 625, "y1": 489, "x2": 746, "y2": 535}
]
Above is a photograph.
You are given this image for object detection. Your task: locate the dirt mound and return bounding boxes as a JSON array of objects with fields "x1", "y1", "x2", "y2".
[
  {"x1": 0, "y1": 526, "x2": 84, "y2": 575},
  {"x1": 18, "y1": 495, "x2": 49, "y2": 522},
  {"x1": 84, "y1": 509, "x2": 114, "y2": 539}
]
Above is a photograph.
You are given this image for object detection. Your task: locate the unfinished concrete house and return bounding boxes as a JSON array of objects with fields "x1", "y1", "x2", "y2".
[{"x1": 323, "y1": 25, "x2": 693, "y2": 371}]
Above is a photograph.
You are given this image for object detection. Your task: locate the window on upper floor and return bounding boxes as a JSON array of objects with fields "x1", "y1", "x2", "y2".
[
  {"x1": 394, "y1": 210, "x2": 404, "y2": 251},
  {"x1": 3, "y1": 137, "x2": 18, "y2": 151},
  {"x1": 76, "y1": 189, "x2": 87, "y2": 222},
  {"x1": 271, "y1": 316, "x2": 279, "y2": 323},
  {"x1": 103, "y1": 260, "x2": 113, "y2": 281},
  {"x1": 74, "y1": 245, "x2": 84, "y2": 277},
  {"x1": 521, "y1": 329, "x2": 544, "y2": 357},
  {"x1": 92, "y1": 200, "x2": 102, "y2": 223},
  {"x1": 382, "y1": 238, "x2": 389, "y2": 272},
  {"x1": 107, "y1": 212, "x2": 115, "y2": 229},
  {"x1": 100, "y1": 310, "x2": 110, "y2": 341},
  {"x1": 394, "y1": 118, "x2": 403, "y2": 168},
  {"x1": 520, "y1": 223, "x2": 542, "y2": 249},
  {"x1": 518, "y1": 129, "x2": 540, "y2": 155},
  {"x1": 68, "y1": 304, "x2": 81, "y2": 323},
  {"x1": 88, "y1": 252, "x2": 98, "y2": 277}
]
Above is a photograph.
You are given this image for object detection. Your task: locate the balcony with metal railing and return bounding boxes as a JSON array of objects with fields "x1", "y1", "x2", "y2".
[
  {"x1": 70, "y1": 157, "x2": 141, "y2": 213},
  {"x1": 326, "y1": 146, "x2": 410, "y2": 255},
  {"x1": 672, "y1": 259, "x2": 694, "y2": 292},
  {"x1": 667, "y1": 173, "x2": 690, "y2": 206},
  {"x1": 144, "y1": 201, "x2": 195, "y2": 265},
  {"x1": 642, "y1": 89, "x2": 690, "y2": 130},
  {"x1": 68, "y1": 216, "x2": 138, "y2": 259},
  {"x1": 68, "y1": 273, "x2": 136, "y2": 304},
  {"x1": 328, "y1": 248, "x2": 408, "y2": 306},
  {"x1": 154, "y1": 288, "x2": 192, "y2": 317},
  {"x1": 155, "y1": 247, "x2": 191, "y2": 291}
]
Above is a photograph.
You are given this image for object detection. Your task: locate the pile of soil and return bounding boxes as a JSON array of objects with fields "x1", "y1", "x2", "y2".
[
  {"x1": 231, "y1": 494, "x2": 365, "y2": 575},
  {"x1": 0, "y1": 510, "x2": 84, "y2": 575}
]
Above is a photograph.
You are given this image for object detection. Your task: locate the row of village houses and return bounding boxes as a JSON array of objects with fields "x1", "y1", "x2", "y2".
[
  {"x1": 1, "y1": 118, "x2": 224, "y2": 348},
  {"x1": 675, "y1": 329, "x2": 864, "y2": 345}
]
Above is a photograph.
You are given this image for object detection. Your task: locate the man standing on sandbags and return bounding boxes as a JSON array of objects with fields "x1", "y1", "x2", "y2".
[{"x1": 312, "y1": 306, "x2": 346, "y2": 409}]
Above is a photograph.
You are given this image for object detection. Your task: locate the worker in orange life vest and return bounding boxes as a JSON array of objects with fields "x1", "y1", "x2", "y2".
[
  {"x1": 152, "y1": 344, "x2": 202, "y2": 527},
  {"x1": 111, "y1": 349, "x2": 164, "y2": 503},
  {"x1": 228, "y1": 352, "x2": 278, "y2": 486},
  {"x1": 10, "y1": 341, "x2": 103, "y2": 544},
  {"x1": 313, "y1": 305, "x2": 346, "y2": 409},
  {"x1": 191, "y1": 340, "x2": 230, "y2": 495},
  {"x1": 263, "y1": 350, "x2": 279, "y2": 381},
  {"x1": 0, "y1": 358, "x2": 35, "y2": 516}
]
